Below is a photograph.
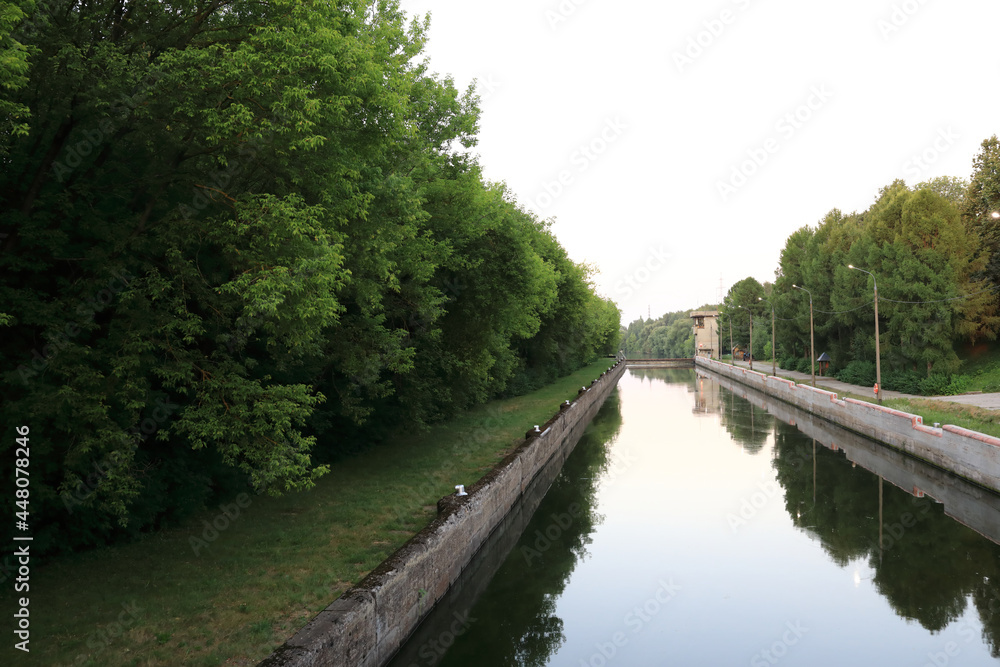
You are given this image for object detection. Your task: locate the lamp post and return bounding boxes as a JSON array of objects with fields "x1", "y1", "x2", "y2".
[
  {"x1": 792, "y1": 284, "x2": 815, "y2": 387},
  {"x1": 849, "y1": 265, "x2": 882, "y2": 404},
  {"x1": 738, "y1": 304, "x2": 753, "y2": 371},
  {"x1": 759, "y1": 296, "x2": 776, "y2": 376},
  {"x1": 726, "y1": 302, "x2": 734, "y2": 366}
]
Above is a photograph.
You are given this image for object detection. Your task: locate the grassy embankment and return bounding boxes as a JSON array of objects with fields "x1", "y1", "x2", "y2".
[{"x1": 3, "y1": 359, "x2": 615, "y2": 667}]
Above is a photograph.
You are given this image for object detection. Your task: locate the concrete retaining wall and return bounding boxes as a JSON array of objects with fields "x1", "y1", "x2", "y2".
[
  {"x1": 695, "y1": 357, "x2": 1000, "y2": 494},
  {"x1": 705, "y1": 369, "x2": 1000, "y2": 544},
  {"x1": 258, "y1": 360, "x2": 627, "y2": 667}
]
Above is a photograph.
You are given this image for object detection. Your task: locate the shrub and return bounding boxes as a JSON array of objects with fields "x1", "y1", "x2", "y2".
[
  {"x1": 918, "y1": 374, "x2": 951, "y2": 396},
  {"x1": 945, "y1": 374, "x2": 970, "y2": 395},
  {"x1": 836, "y1": 360, "x2": 876, "y2": 387},
  {"x1": 795, "y1": 357, "x2": 813, "y2": 374},
  {"x1": 883, "y1": 370, "x2": 923, "y2": 394}
]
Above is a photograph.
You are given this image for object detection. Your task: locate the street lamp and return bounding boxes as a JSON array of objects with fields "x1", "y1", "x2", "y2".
[
  {"x1": 738, "y1": 304, "x2": 753, "y2": 371},
  {"x1": 791, "y1": 284, "x2": 815, "y2": 387},
  {"x1": 849, "y1": 265, "x2": 882, "y2": 404},
  {"x1": 725, "y1": 301, "x2": 734, "y2": 366},
  {"x1": 759, "y1": 296, "x2": 776, "y2": 376}
]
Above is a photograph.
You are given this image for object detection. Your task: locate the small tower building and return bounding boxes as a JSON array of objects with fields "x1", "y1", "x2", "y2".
[{"x1": 690, "y1": 310, "x2": 719, "y2": 359}]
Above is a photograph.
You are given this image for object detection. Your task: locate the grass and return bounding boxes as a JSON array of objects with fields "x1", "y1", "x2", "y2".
[
  {"x1": 956, "y1": 344, "x2": 1000, "y2": 393},
  {"x1": 1, "y1": 359, "x2": 616, "y2": 667}
]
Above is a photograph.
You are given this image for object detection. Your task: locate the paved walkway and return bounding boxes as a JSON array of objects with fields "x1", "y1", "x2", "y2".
[{"x1": 722, "y1": 358, "x2": 1000, "y2": 410}]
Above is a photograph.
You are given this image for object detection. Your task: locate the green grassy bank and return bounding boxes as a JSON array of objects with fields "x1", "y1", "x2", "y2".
[{"x1": 2, "y1": 359, "x2": 615, "y2": 667}]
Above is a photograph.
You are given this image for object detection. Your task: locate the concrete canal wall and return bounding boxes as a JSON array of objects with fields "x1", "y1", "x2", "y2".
[
  {"x1": 696, "y1": 356, "x2": 1000, "y2": 495},
  {"x1": 705, "y1": 369, "x2": 1000, "y2": 545},
  {"x1": 258, "y1": 360, "x2": 627, "y2": 667}
]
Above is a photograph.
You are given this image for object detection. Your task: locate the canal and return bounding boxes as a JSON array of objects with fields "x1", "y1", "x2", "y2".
[{"x1": 388, "y1": 368, "x2": 1000, "y2": 666}]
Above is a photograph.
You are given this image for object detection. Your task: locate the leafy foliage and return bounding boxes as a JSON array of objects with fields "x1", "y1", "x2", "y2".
[
  {"x1": 621, "y1": 309, "x2": 699, "y2": 358},
  {"x1": 767, "y1": 175, "x2": 1000, "y2": 395},
  {"x1": 0, "y1": 0, "x2": 619, "y2": 557}
]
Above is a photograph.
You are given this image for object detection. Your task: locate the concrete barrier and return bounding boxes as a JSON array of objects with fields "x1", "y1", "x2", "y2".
[
  {"x1": 703, "y1": 369, "x2": 1000, "y2": 544},
  {"x1": 695, "y1": 357, "x2": 1000, "y2": 494},
  {"x1": 258, "y1": 360, "x2": 627, "y2": 667}
]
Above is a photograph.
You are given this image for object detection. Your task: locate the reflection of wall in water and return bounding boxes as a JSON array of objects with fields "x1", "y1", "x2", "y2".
[{"x1": 708, "y1": 370, "x2": 1000, "y2": 652}]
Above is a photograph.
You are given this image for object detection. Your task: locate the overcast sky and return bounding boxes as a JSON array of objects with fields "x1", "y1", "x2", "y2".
[{"x1": 397, "y1": 0, "x2": 999, "y2": 325}]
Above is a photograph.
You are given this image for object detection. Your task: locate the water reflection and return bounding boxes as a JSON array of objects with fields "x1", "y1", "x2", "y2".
[
  {"x1": 387, "y1": 390, "x2": 623, "y2": 667},
  {"x1": 705, "y1": 370, "x2": 1000, "y2": 655},
  {"x1": 394, "y1": 370, "x2": 1000, "y2": 665}
]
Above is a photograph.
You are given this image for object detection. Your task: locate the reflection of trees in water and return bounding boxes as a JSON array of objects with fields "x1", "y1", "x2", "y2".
[
  {"x1": 628, "y1": 368, "x2": 698, "y2": 390},
  {"x1": 438, "y1": 389, "x2": 623, "y2": 667},
  {"x1": 772, "y1": 419, "x2": 1000, "y2": 646},
  {"x1": 973, "y1": 575, "x2": 1000, "y2": 658},
  {"x1": 718, "y1": 385, "x2": 773, "y2": 454}
]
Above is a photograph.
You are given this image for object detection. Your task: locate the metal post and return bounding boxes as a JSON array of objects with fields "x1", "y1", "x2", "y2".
[
  {"x1": 771, "y1": 302, "x2": 776, "y2": 376},
  {"x1": 849, "y1": 265, "x2": 882, "y2": 404},
  {"x1": 729, "y1": 315, "x2": 733, "y2": 366},
  {"x1": 759, "y1": 296, "x2": 776, "y2": 376},
  {"x1": 792, "y1": 285, "x2": 815, "y2": 387}
]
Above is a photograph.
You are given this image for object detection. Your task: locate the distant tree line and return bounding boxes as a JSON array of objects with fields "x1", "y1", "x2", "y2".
[
  {"x1": 627, "y1": 138, "x2": 1000, "y2": 395},
  {"x1": 717, "y1": 141, "x2": 1000, "y2": 394},
  {"x1": 620, "y1": 310, "x2": 702, "y2": 358},
  {"x1": 0, "y1": 0, "x2": 619, "y2": 557}
]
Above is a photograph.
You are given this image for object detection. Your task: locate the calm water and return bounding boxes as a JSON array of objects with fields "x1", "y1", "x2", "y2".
[{"x1": 389, "y1": 368, "x2": 1000, "y2": 666}]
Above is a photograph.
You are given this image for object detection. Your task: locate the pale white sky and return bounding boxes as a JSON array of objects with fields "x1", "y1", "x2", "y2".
[{"x1": 398, "y1": 0, "x2": 1000, "y2": 325}]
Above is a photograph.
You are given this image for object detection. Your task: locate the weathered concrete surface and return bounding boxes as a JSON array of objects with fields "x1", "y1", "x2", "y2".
[
  {"x1": 382, "y1": 385, "x2": 596, "y2": 666},
  {"x1": 697, "y1": 357, "x2": 1000, "y2": 495},
  {"x1": 727, "y1": 358, "x2": 1000, "y2": 408},
  {"x1": 258, "y1": 360, "x2": 626, "y2": 667},
  {"x1": 706, "y1": 370, "x2": 1000, "y2": 545}
]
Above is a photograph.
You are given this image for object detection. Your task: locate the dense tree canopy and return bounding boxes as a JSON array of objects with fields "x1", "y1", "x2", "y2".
[
  {"x1": 768, "y1": 174, "x2": 1000, "y2": 389},
  {"x1": 621, "y1": 309, "x2": 700, "y2": 359},
  {"x1": 0, "y1": 0, "x2": 619, "y2": 556}
]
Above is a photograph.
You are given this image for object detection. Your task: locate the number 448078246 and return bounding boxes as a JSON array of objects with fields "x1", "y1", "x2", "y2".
[{"x1": 15, "y1": 425, "x2": 29, "y2": 525}]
